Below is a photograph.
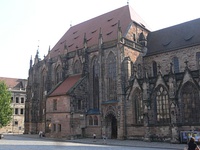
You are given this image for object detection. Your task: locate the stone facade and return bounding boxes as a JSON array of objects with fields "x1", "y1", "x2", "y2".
[
  {"x1": 25, "y1": 5, "x2": 200, "y2": 143},
  {"x1": 0, "y1": 77, "x2": 27, "y2": 134}
]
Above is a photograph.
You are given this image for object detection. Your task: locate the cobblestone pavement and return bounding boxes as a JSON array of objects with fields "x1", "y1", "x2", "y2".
[{"x1": 0, "y1": 134, "x2": 187, "y2": 150}]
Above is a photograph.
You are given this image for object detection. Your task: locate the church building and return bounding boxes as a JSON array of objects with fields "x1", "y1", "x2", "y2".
[{"x1": 25, "y1": 5, "x2": 200, "y2": 143}]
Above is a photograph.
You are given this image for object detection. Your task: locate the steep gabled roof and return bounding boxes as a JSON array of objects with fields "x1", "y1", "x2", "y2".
[
  {"x1": 49, "y1": 5, "x2": 149, "y2": 58},
  {"x1": 48, "y1": 74, "x2": 81, "y2": 97},
  {"x1": 146, "y1": 18, "x2": 200, "y2": 56}
]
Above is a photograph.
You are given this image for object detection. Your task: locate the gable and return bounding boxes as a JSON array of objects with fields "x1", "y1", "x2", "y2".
[{"x1": 48, "y1": 5, "x2": 150, "y2": 58}]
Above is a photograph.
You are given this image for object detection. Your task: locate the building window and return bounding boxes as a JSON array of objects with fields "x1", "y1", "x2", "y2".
[
  {"x1": 152, "y1": 61, "x2": 157, "y2": 77},
  {"x1": 73, "y1": 60, "x2": 81, "y2": 74},
  {"x1": 181, "y1": 82, "x2": 200, "y2": 123},
  {"x1": 94, "y1": 116, "x2": 98, "y2": 125},
  {"x1": 55, "y1": 65, "x2": 62, "y2": 84},
  {"x1": 92, "y1": 57, "x2": 99, "y2": 109},
  {"x1": 14, "y1": 121, "x2": 18, "y2": 126},
  {"x1": 107, "y1": 52, "x2": 117, "y2": 100},
  {"x1": 89, "y1": 116, "x2": 93, "y2": 125},
  {"x1": 134, "y1": 88, "x2": 143, "y2": 124},
  {"x1": 196, "y1": 52, "x2": 200, "y2": 69},
  {"x1": 15, "y1": 108, "x2": 18, "y2": 115},
  {"x1": 155, "y1": 85, "x2": 170, "y2": 124},
  {"x1": 133, "y1": 33, "x2": 136, "y2": 41},
  {"x1": 53, "y1": 124, "x2": 56, "y2": 132},
  {"x1": 21, "y1": 97, "x2": 24, "y2": 103},
  {"x1": 53, "y1": 99, "x2": 57, "y2": 111},
  {"x1": 20, "y1": 109, "x2": 24, "y2": 115},
  {"x1": 58, "y1": 124, "x2": 61, "y2": 132},
  {"x1": 78, "y1": 99, "x2": 82, "y2": 110},
  {"x1": 173, "y1": 57, "x2": 179, "y2": 73},
  {"x1": 11, "y1": 97, "x2": 13, "y2": 102},
  {"x1": 16, "y1": 97, "x2": 19, "y2": 103}
]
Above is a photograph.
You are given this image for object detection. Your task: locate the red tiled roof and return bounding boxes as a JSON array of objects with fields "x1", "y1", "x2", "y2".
[
  {"x1": 0, "y1": 77, "x2": 24, "y2": 89},
  {"x1": 49, "y1": 5, "x2": 149, "y2": 58},
  {"x1": 49, "y1": 74, "x2": 81, "y2": 97}
]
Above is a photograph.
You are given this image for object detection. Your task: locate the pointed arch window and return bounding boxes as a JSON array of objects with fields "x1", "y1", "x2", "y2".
[
  {"x1": 173, "y1": 57, "x2": 179, "y2": 73},
  {"x1": 133, "y1": 88, "x2": 143, "y2": 124},
  {"x1": 92, "y1": 57, "x2": 99, "y2": 109},
  {"x1": 107, "y1": 52, "x2": 117, "y2": 100},
  {"x1": 73, "y1": 60, "x2": 81, "y2": 74},
  {"x1": 154, "y1": 85, "x2": 170, "y2": 124},
  {"x1": 55, "y1": 65, "x2": 62, "y2": 84},
  {"x1": 196, "y1": 52, "x2": 200, "y2": 69},
  {"x1": 181, "y1": 82, "x2": 200, "y2": 123},
  {"x1": 152, "y1": 61, "x2": 157, "y2": 77}
]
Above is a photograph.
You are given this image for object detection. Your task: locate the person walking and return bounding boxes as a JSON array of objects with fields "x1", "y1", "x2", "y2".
[
  {"x1": 39, "y1": 131, "x2": 43, "y2": 138},
  {"x1": 93, "y1": 133, "x2": 96, "y2": 142},
  {"x1": 188, "y1": 137, "x2": 200, "y2": 150}
]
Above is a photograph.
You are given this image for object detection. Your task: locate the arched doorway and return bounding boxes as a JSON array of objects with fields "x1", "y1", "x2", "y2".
[{"x1": 105, "y1": 113, "x2": 117, "y2": 139}]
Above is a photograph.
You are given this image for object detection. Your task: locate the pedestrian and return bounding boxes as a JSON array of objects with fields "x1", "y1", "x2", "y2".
[
  {"x1": 188, "y1": 137, "x2": 200, "y2": 150},
  {"x1": 39, "y1": 131, "x2": 43, "y2": 138},
  {"x1": 93, "y1": 133, "x2": 96, "y2": 142}
]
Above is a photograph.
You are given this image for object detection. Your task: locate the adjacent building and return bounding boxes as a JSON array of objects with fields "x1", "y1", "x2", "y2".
[
  {"x1": 25, "y1": 5, "x2": 200, "y2": 143},
  {"x1": 0, "y1": 77, "x2": 27, "y2": 134}
]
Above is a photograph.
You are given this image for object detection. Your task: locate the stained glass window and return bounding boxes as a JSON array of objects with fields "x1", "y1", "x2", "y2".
[{"x1": 155, "y1": 86, "x2": 170, "y2": 124}]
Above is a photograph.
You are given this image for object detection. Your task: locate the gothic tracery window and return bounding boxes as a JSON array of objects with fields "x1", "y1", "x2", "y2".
[
  {"x1": 73, "y1": 60, "x2": 81, "y2": 74},
  {"x1": 181, "y1": 82, "x2": 200, "y2": 123},
  {"x1": 152, "y1": 61, "x2": 157, "y2": 77},
  {"x1": 154, "y1": 85, "x2": 170, "y2": 124},
  {"x1": 107, "y1": 52, "x2": 117, "y2": 100},
  {"x1": 133, "y1": 88, "x2": 143, "y2": 124},
  {"x1": 55, "y1": 65, "x2": 62, "y2": 84},
  {"x1": 92, "y1": 57, "x2": 99, "y2": 109},
  {"x1": 172, "y1": 57, "x2": 179, "y2": 73}
]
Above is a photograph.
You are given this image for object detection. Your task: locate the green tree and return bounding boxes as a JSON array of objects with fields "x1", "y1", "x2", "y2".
[{"x1": 0, "y1": 81, "x2": 12, "y2": 128}]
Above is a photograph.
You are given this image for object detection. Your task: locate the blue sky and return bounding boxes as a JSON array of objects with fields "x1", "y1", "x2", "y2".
[{"x1": 0, "y1": 0, "x2": 199, "y2": 79}]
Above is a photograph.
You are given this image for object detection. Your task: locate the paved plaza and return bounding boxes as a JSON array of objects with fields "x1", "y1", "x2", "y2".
[{"x1": 0, "y1": 134, "x2": 187, "y2": 150}]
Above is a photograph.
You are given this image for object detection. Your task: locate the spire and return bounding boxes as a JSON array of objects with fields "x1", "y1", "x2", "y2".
[
  {"x1": 36, "y1": 49, "x2": 39, "y2": 58},
  {"x1": 83, "y1": 33, "x2": 87, "y2": 49},
  {"x1": 98, "y1": 28, "x2": 103, "y2": 48},
  {"x1": 117, "y1": 20, "x2": 122, "y2": 42},
  {"x1": 48, "y1": 45, "x2": 51, "y2": 60},
  {"x1": 30, "y1": 55, "x2": 32, "y2": 68},
  {"x1": 169, "y1": 62, "x2": 173, "y2": 75},
  {"x1": 34, "y1": 44, "x2": 40, "y2": 64},
  {"x1": 184, "y1": 60, "x2": 189, "y2": 69}
]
